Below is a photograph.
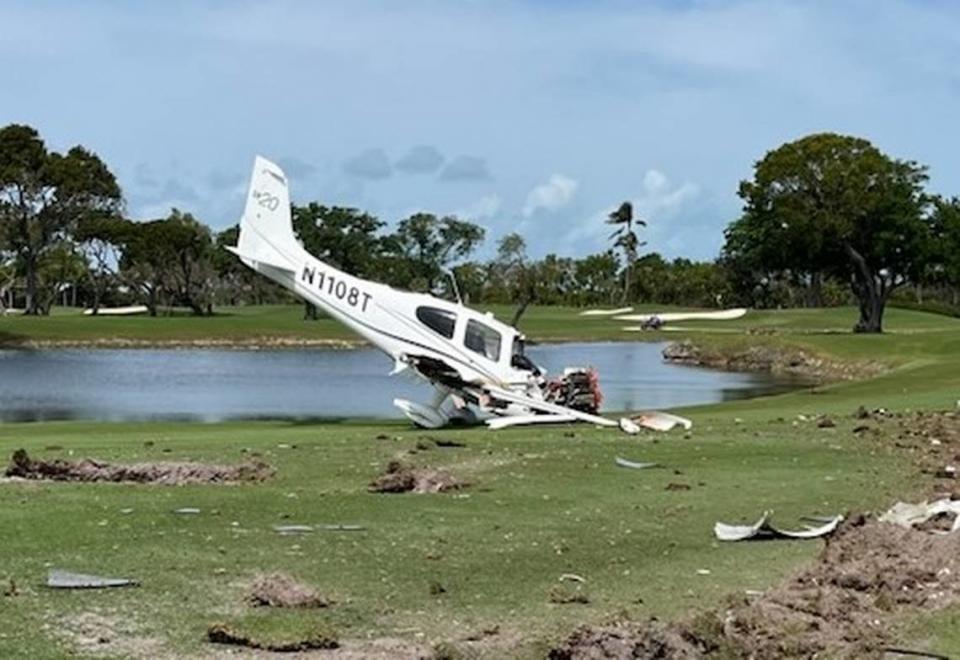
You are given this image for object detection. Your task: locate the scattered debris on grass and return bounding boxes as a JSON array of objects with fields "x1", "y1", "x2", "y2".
[
  {"x1": 368, "y1": 460, "x2": 468, "y2": 494},
  {"x1": 173, "y1": 507, "x2": 201, "y2": 515},
  {"x1": 6, "y1": 449, "x2": 273, "y2": 485},
  {"x1": 47, "y1": 569, "x2": 139, "y2": 589},
  {"x1": 552, "y1": 514, "x2": 960, "y2": 657},
  {"x1": 615, "y1": 457, "x2": 657, "y2": 470},
  {"x1": 880, "y1": 499, "x2": 960, "y2": 532},
  {"x1": 207, "y1": 622, "x2": 338, "y2": 652},
  {"x1": 248, "y1": 572, "x2": 331, "y2": 608},
  {"x1": 429, "y1": 581, "x2": 447, "y2": 596},
  {"x1": 715, "y1": 512, "x2": 843, "y2": 541},
  {"x1": 665, "y1": 482, "x2": 691, "y2": 491}
]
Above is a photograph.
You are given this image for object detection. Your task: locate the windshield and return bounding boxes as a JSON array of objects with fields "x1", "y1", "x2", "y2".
[{"x1": 510, "y1": 335, "x2": 539, "y2": 373}]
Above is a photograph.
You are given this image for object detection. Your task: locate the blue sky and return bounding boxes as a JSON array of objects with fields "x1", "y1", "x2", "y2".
[{"x1": 2, "y1": 1, "x2": 959, "y2": 260}]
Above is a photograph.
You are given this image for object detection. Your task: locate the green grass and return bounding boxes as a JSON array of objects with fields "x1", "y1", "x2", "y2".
[{"x1": 1, "y1": 305, "x2": 960, "y2": 656}]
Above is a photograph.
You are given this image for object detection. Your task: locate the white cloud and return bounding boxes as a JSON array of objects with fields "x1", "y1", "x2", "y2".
[
  {"x1": 454, "y1": 194, "x2": 501, "y2": 221},
  {"x1": 522, "y1": 174, "x2": 578, "y2": 217},
  {"x1": 557, "y1": 169, "x2": 700, "y2": 255},
  {"x1": 634, "y1": 169, "x2": 699, "y2": 220}
]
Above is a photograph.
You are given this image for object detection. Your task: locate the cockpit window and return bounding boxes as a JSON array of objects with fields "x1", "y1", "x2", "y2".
[
  {"x1": 416, "y1": 306, "x2": 457, "y2": 339},
  {"x1": 464, "y1": 319, "x2": 502, "y2": 361}
]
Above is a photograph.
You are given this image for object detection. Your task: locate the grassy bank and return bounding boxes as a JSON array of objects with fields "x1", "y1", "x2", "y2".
[{"x1": 1, "y1": 306, "x2": 960, "y2": 656}]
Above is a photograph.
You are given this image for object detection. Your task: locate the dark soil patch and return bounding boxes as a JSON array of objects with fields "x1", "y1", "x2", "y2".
[
  {"x1": 549, "y1": 584, "x2": 590, "y2": 605},
  {"x1": 551, "y1": 515, "x2": 960, "y2": 658},
  {"x1": 248, "y1": 573, "x2": 331, "y2": 608},
  {"x1": 207, "y1": 622, "x2": 338, "y2": 652},
  {"x1": 368, "y1": 460, "x2": 468, "y2": 494},
  {"x1": 433, "y1": 438, "x2": 467, "y2": 448},
  {"x1": 5, "y1": 449, "x2": 273, "y2": 485}
]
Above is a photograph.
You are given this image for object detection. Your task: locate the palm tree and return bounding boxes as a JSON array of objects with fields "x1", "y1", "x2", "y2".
[{"x1": 606, "y1": 201, "x2": 646, "y2": 303}]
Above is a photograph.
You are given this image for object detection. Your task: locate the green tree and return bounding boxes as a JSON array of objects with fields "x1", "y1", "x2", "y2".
[
  {"x1": 493, "y1": 232, "x2": 538, "y2": 327},
  {"x1": 732, "y1": 133, "x2": 930, "y2": 333},
  {"x1": 606, "y1": 201, "x2": 646, "y2": 303},
  {"x1": 0, "y1": 124, "x2": 122, "y2": 314},
  {"x1": 573, "y1": 251, "x2": 620, "y2": 305},
  {"x1": 386, "y1": 213, "x2": 485, "y2": 291},
  {"x1": 74, "y1": 215, "x2": 126, "y2": 314},
  {"x1": 292, "y1": 204, "x2": 386, "y2": 319},
  {"x1": 930, "y1": 197, "x2": 960, "y2": 305},
  {"x1": 119, "y1": 210, "x2": 214, "y2": 316},
  {"x1": 35, "y1": 240, "x2": 87, "y2": 312}
]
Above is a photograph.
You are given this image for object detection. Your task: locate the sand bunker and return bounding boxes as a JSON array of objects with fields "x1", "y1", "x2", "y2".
[
  {"x1": 368, "y1": 460, "x2": 467, "y2": 493},
  {"x1": 551, "y1": 514, "x2": 960, "y2": 658},
  {"x1": 248, "y1": 573, "x2": 331, "y2": 609},
  {"x1": 5, "y1": 449, "x2": 273, "y2": 485}
]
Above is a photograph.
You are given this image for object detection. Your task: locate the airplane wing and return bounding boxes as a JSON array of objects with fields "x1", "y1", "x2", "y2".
[{"x1": 477, "y1": 382, "x2": 628, "y2": 430}]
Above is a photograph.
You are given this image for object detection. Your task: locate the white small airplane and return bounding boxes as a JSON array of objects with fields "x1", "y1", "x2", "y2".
[{"x1": 229, "y1": 156, "x2": 683, "y2": 434}]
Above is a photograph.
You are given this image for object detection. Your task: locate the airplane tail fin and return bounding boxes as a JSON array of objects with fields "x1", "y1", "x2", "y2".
[{"x1": 229, "y1": 156, "x2": 302, "y2": 271}]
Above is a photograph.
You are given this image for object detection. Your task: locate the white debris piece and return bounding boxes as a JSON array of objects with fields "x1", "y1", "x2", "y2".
[
  {"x1": 631, "y1": 411, "x2": 693, "y2": 432},
  {"x1": 715, "y1": 512, "x2": 843, "y2": 541},
  {"x1": 618, "y1": 418, "x2": 641, "y2": 434},
  {"x1": 273, "y1": 525, "x2": 314, "y2": 535},
  {"x1": 559, "y1": 573, "x2": 586, "y2": 583},
  {"x1": 615, "y1": 457, "x2": 658, "y2": 470},
  {"x1": 47, "y1": 569, "x2": 138, "y2": 589},
  {"x1": 879, "y1": 499, "x2": 960, "y2": 532}
]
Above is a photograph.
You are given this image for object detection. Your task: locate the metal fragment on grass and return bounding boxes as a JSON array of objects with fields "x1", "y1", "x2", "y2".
[
  {"x1": 715, "y1": 512, "x2": 843, "y2": 541},
  {"x1": 559, "y1": 573, "x2": 586, "y2": 583},
  {"x1": 615, "y1": 457, "x2": 658, "y2": 470},
  {"x1": 320, "y1": 524, "x2": 365, "y2": 532},
  {"x1": 47, "y1": 569, "x2": 139, "y2": 589},
  {"x1": 274, "y1": 525, "x2": 314, "y2": 535},
  {"x1": 173, "y1": 507, "x2": 201, "y2": 515}
]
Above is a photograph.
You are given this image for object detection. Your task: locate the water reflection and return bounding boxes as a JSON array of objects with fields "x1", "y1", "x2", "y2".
[{"x1": 0, "y1": 343, "x2": 804, "y2": 423}]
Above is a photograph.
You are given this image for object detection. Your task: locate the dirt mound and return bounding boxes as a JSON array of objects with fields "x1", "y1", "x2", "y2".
[
  {"x1": 551, "y1": 516, "x2": 960, "y2": 658},
  {"x1": 662, "y1": 340, "x2": 883, "y2": 381},
  {"x1": 548, "y1": 619, "x2": 707, "y2": 659},
  {"x1": 248, "y1": 573, "x2": 331, "y2": 608},
  {"x1": 207, "y1": 622, "x2": 338, "y2": 652},
  {"x1": 368, "y1": 460, "x2": 467, "y2": 494},
  {"x1": 6, "y1": 449, "x2": 273, "y2": 485}
]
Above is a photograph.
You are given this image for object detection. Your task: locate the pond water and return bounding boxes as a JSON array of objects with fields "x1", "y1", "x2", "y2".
[{"x1": 0, "y1": 343, "x2": 804, "y2": 423}]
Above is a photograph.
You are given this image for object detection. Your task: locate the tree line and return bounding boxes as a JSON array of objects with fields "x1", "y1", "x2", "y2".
[{"x1": 3, "y1": 124, "x2": 960, "y2": 332}]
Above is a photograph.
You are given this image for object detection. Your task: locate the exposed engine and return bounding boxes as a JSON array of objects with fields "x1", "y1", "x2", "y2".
[{"x1": 544, "y1": 367, "x2": 602, "y2": 414}]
